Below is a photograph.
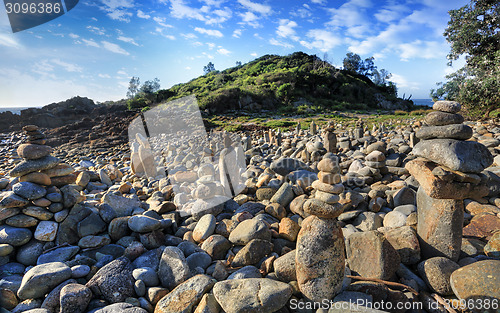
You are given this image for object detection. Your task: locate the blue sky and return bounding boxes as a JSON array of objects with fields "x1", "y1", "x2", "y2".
[{"x1": 0, "y1": 0, "x2": 468, "y2": 107}]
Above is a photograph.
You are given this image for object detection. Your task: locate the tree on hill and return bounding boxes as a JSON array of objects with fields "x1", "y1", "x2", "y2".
[
  {"x1": 342, "y1": 53, "x2": 392, "y2": 88},
  {"x1": 140, "y1": 78, "x2": 161, "y2": 95},
  {"x1": 431, "y1": 0, "x2": 499, "y2": 118},
  {"x1": 203, "y1": 62, "x2": 216, "y2": 74},
  {"x1": 127, "y1": 76, "x2": 140, "y2": 99}
]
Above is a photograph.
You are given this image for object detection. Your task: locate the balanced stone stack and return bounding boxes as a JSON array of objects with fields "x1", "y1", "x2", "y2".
[
  {"x1": 10, "y1": 125, "x2": 76, "y2": 187},
  {"x1": 0, "y1": 125, "x2": 85, "y2": 269},
  {"x1": 295, "y1": 154, "x2": 345, "y2": 301},
  {"x1": 322, "y1": 122, "x2": 337, "y2": 153},
  {"x1": 406, "y1": 101, "x2": 493, "y2": 261}
]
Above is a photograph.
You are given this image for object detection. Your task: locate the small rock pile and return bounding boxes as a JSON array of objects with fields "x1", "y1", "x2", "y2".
[
  {"x1": 296, "y1": 154, "x2": 346, "y2": 301},
  {"x1": 406, "y1": 100, "x2": 493, "y2": 261}
]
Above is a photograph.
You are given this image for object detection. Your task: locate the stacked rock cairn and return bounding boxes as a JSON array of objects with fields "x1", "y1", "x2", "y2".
[
  {"x1": 0, "y1": 125, "x2": 82, "y2": 264},
  {"x1": 406, "y1": 101, "x2": 493, "y2": 261},
  {"x1": 296, "y1": 154, "x2": 345, "y2": 301}
]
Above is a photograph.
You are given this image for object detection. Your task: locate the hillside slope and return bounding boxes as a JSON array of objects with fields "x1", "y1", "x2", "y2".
[{"x1": 130, "y1": 51, "x2": 412, "y2": 113}]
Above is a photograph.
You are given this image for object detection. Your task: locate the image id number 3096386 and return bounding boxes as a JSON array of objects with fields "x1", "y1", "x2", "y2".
[{"x1": 5, "y1": 1, "x2": 61, "y2": 14}]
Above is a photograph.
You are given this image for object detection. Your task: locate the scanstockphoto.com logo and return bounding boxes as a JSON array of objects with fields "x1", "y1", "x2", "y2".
[{"x1": 4, "y1": 0, "x2": 79, "y2": 33}]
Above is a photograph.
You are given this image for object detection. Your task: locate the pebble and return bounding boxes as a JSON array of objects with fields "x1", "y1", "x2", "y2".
[
  {"x1": 12, "y1": 182, "x2": 47, "y2": 200},
  {"x1": 213, "y1": 278, "x2": 292, "y2": 313},
  {"x1": 417, "y1": 257, "x2": 460, "y2": 295}
]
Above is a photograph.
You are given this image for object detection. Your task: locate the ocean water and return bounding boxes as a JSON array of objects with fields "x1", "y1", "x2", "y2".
[
  {"x1": 412, "y1": 99, "x2": 434, "y2": 107},
  {"x1": 0, "y1": 107, "x2": 41, "y2": 115}
]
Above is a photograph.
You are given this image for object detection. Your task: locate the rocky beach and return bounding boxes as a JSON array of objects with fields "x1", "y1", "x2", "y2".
[{"x1": 0, "y1": 100, "x2": 499, "y2": 313}]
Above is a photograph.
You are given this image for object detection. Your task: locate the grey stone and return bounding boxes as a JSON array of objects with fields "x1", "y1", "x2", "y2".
[
  {"x1": 270, "y1": 158, "x2": 310, "y2": 176},
  {"x1": 193, "y1": 214, "x2": 216, "y2": 242},
  {"x1": 296, "y1": 215, "x2": 345, "y2": 302},
  {"x1": 102, "y1": 193, "x2": 141, "y2": 217},
  {"x1": 201, "y1": 235, "x2": 231, "y2": 260},
  {"x1": 12, "y1": 182, "x2": 46, "y2": 200},
  {"x1": 274, "y1": 250, "x2": 296, "y2": 282},
  {"x1": 85, "y1": 257, "x2": 135, "y2": 303},
  {"x1": 154, "y1": 274, "x2": 216, "y2": 313},
  {"x1": 270, "y1": 182, "x2": 294, "y2": 207},
  {"x1": 413, "y1": 139, "x2": 493, "y2": 173},
  {"x1": 0, "y1": 192, "x2": 29, "y2": 209},
  {"x1": 346, "y1": 230, "x2": 400, "y2": 280},
  {"x1": 352, "y1": 212, "x2": 383, "y2": 232},
  {"x1": 425, "y1": 111, "x2": 464, "y2": 126},
  {"x1": 417, "y1": 257, "x2": 460, "y2": 295},
  {"x1": 132, "y1": 267, "x2": 159, "y2": 287},
  {"x1": 416, "y1": 124, "x2": 472, "y2": 140},
  {"x1": 450, "y1": 260, "x2": 500, "y2": 305},
  {"x1": 37, "y1": 245, "x2": 80, "y2": 265},
  {"x1": 227, "y1": 265, "x2": 261, "y2": 280},
  {"x1": 158, "y1": 246, "x2": 191, "y2": 289},
  {"x1": 59, "y1": 283, "x2": 92, "y2": 313},
  {"x1": 417, "y1": 187, "x2": 463, "y2": 262},
  {"x1": 186, "y1": 252, "x2": 212, "y2": 271},
  {"x1": 213, "y1": 278, "x2": 292, "y2": 313},
  {"x1": 17, "y1": 262, "x2": 72, "y2": 300},
  {"x1": 0, "y1": 226, "x2": 32, "y2": 246},
  {"x1": 127, "y1": 215, "x2": 162, "y2": 233},
  {"x1": 228, "y1": 218, "x2": 271, "y2": 245},
  {"x1": 433, "y1": 100, "x2": 461, "y2": 113},
  {"x1": 232, "y1": 239, "x2": 273, "y2": 267},
  {"x1": 9, "y1": 156, "x2": 61, "y2": 177}
]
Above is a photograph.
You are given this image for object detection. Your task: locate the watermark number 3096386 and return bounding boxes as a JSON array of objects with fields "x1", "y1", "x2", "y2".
[{"x1": 3, "y1": 0, "x2": 79, "y2": 33}]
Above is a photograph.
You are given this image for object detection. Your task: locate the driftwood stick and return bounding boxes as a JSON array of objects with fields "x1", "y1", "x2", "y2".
[
  {"x1": 346, "y1": 275, "x2": 419, "y2": 296},
  {"x1": 431, "y1": 293, "x2": 459, "y2": 313},
  {"x1": 41, "y1": 242, "x2": 70, "y2": 254}
]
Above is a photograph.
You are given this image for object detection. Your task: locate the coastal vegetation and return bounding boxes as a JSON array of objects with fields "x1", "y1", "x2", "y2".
[
  {"x1": 431, "y1": 0, "x2": 499, "y2": 119},
  {"x1": 126, "y1": 52, "x2": 411, "y2": 113}
]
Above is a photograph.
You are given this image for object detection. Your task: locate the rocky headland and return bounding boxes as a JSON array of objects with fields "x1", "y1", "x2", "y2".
[{"x1": 0, "y1": 100, "x2": 499, "y2": 313}]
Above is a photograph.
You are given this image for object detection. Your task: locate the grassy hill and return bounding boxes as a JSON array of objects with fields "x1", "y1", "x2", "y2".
[{"x1": 128, "y1": 51, "x2": 413, "y2": 114}]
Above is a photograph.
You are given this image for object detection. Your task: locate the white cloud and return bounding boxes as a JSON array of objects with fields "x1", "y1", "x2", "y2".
[
  {"x1": 69, "y1": 33, "x2": 80, "y2": 39},
  {"x1": 237, "y1": 0, "x2": 271, "y2": 14},
  {"x1": 277, "y1": 19, "x2": 299, "y2": 41},
  {"x1": 398, "y1": 40, "x2": 447, "y2": 61},
  {"x1": 137, "y1": 10, "x2": 150, "y2": 19},
  {"x1": 232, "y1": 29, "x2": 242, "y2": 38},
  {"x1": 250, "y1": 52, "x2": 258, "y2": 57},
  {"x1": 153, "y1": 16, "x2": 173, "y2": 28},
  {"x1": 194, "y1": 27, "x2": 223, "y2": 37},
  {"x1": 117, "y1": 70, "x2": 128, "y2": 76},
  {"x1": 117, "y1": 36, "x2": 139, "y2": 46},
  {"x1": 101, "y1": 41, "x2": 130, "y2": 55},
  {"x1": 107, "y1": 10, "x2": 133, "y2": 22},
  {"x1": 167, "y1": 0, "x2": 231, "y2": 25},
  {"x1": 82, "y1": 39, "x2": 100, "y2": 47},
  {"x1": 206, "y1": 7, "x2": 232, "y2": 24},
  {"x1": 99, "y1": 73, "x2": 111, "y2": 78},
  {"x1": 217, "y1": 48, "x2": 231, "y2": 55},
  {"x1": 207, "y1": 42, "x2": 216, "y2": 49},
  {"x1": 390, "y1": 73, "x2": 420, "y2": 90},
  {"x1": 0, "y1": 33, "x2": 23, "y2": 49},
  {"x1": 100, "y1": 0, "x2": 134, "y2": 22},
  {"x1": 311, "y1": 0, "x2": 326, "y2": 4},
  {"x1": 326, "y1": 0, "x2": 372, "y2": 31},
  {"x1": 87, "y1": 26, "x2": 106, "y2": 35},
  {"x1": 269, "y1": 38, "x2": 293, "y2": 48},
  {"x1": 169, "y1": 0, "x2": 206, "y2": 20},
  {"x1": 51, "y1": 59, "x2": 83, "y2": 72},
  {"x1": 300, "y1": 29, "x2": 341, "y2": 52},
  {"x1": 182, "y1": 33, "x2": 198, "y2": 39},
  {"x1": 238, "y1": 11, "x2": 261, "y2": 28},
  {"x1": 185, "y1": 66, "x2": 192, "y2": 70}
]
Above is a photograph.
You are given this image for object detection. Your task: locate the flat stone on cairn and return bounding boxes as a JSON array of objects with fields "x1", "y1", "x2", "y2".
[
  {"x1": 406, "y1": 101, "x2": 493, "y2": 261},
  {"x1": 296, "y1": 154, "x2": 345, "y2": 302}
]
